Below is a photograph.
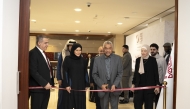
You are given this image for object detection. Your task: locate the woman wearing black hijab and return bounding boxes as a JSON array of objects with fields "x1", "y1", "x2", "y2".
[{"x1": 62, "y1": 43, "x2": 90, "y2": 109}]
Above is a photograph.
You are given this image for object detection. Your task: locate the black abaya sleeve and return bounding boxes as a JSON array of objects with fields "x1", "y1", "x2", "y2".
[{"x1": 62, "y1": 56, "x2": 70, "y2": 87}]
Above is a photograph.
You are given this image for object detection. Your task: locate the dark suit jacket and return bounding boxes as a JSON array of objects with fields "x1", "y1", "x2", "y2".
[
  {"x1": 29, "y1": 47, "x2": 54, "y2": 92},
  {"x1": 164, "y1": 53, "x2": 170, "y2": 65},
  {"x1": 89, "y1": 57, "x2": 95, "y2": 83},
  {"x1": 132, "y1": 56, "x2": 159, "y2": 93},
  {"x1": 122, "y1": 52, "x2": 132, "y2": 76}
]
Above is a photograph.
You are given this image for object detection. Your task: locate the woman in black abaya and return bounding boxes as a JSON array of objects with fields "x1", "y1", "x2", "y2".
[{"x1": 62, "y1": 43, "x2": 89, "y2": 109}]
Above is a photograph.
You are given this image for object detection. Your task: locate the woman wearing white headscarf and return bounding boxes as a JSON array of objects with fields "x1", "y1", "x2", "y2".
[{"x1": 131, "y1": 44, "x2": 160, "y2": 109}]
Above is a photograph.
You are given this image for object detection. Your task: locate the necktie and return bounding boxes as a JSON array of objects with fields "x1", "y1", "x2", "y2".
[
  {"x1": 43, "y1": 51, "x2": 52, "y2": 78},
  {"x1": 105, "y1": 58, "x2": 111, "y2": 80}
]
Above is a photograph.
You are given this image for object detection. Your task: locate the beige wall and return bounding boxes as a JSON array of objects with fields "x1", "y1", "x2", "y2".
[
  {"x1": 30, "y1": 36, "x2": 110, "y2": 53},
  {"x1": 149, "y1": 12, "x2": 174, "y2": 26},
  {"x1": 30, "y1": 35, "x2": 123, "y2": 56},
  {"x1": 114, "y1": 34, "x2": 124, "y2": 56}
]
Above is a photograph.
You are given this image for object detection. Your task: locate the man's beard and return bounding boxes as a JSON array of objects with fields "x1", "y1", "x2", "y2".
[{"x1": 151, "y1": 52, "x2": 157, "y2": 56}]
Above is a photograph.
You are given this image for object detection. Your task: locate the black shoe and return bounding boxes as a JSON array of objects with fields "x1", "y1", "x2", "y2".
[{"x1": 119, "y1": 99, "x2": 129, "y2": 104}]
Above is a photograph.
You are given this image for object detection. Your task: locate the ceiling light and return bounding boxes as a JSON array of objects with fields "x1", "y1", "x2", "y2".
[
  {"x1": 75, "y1": 30, "x2": 79, "y2": 32},
  {"x1": 117, "y1": 23, "x2": 123, "y2": 25},
  {"x1": 74, "y1": 8, "x2": 82, "y2": 12},
  {"x1": 42, "y1": 29, "x2": 46, "y2": 31},
  {"x1": 75, "y1": 21, "x2": 80, "y2": 23},
  {"x1": 31, "y1": 19, "x2": 36, "y2": 22},
  {"x1": 108, "y1": 32, "x2": 111, "y2": 33},
  {"x1": 145, "y1": 24, "x2": 149, "y2": 26}
]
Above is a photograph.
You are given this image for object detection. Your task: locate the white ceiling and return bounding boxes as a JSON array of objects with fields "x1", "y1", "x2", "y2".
[{"x1": 30, "y1": 0, "x2": 175, "y2": 35}]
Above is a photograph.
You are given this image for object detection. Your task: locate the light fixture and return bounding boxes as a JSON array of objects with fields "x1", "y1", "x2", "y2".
[
  {"x1": 75, "y1": 21, "x2": 80, "y2": 23},
  {"x1": 86, "y1": 37, "x2": 89, "y2": 39},
  {"x1": 75, "y1": 30, "x2": 79, "y2": 32},
  {"x1": 145, "y1": 24, "x2": 149, "y2": 26},
  {"x1": 42, "y1": 29, "x2": 46, "y2": 31},
  {"x1": 108, "y1": 32, "x2": 111, "y2": 33},
  {"x1": 117, "y1": 23, "x2": 123, "y2": 25},
  {"x1": 74, "y1": 8, "x2": 82, "y2": 12},
  {"x1": 31, "y1": 19, "x2": 36, "y2": 22}
]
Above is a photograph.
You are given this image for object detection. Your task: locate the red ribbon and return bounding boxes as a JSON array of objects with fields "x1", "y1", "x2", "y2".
[{"x1": 29, "y1": 86, "x2": 165, "y2": 92}]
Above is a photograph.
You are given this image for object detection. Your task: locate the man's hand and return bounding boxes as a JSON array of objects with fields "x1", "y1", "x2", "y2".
[
  {"x1": 66, "y1": 86, "x2": 71, "y2": 93},
  {"x1": 85, "y1": 87, "x2": 89, "y2": 90},
  {"x1": 101, "y1": 84, "x2": 108, "y2": 90},
  {"x1": 131, "y1": 84, "x2": 135, "y2": 92},
  {"x1": 58, "y1": 80, "x2": 62, "y2": 86},
  {"x1": 111, "y1": 85, "x2": 116, "y2": 92},
  {"x1": 44, "y1": 83, "x2": 52, "y2": 90},
  {"x1": 90, "y1": 83, "x2": 94, "y2": 87}
]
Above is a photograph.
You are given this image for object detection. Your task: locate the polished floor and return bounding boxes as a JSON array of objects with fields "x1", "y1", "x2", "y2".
[
  {"x1": 47, "y1": 85, "x2": 134, "y2": 109},
  {"x1": 29, "y1": 79, "x2": 155, "y2": 109}
]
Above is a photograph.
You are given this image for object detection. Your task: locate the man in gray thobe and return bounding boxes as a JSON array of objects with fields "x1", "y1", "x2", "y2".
[{"x1": 92, "y1": 41, "x2": 123, "y2": 109}]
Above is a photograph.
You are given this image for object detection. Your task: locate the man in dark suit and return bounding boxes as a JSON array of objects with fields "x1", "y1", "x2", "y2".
[
  {"x1": 92, "y1": 41, "x2": 123, "y2": 109},
  {"x1": 163, "y1": 42, "x2": 172, "y2": 65},
  {"x1": 89, "y1": 46, "x2": 104, "y2": 109},
  {"x1": 120, "y1": 45, "x2": 132, "y2": 104},
  {"x1": 29, "y1": 35, "x2": 54, "y2": 109}
]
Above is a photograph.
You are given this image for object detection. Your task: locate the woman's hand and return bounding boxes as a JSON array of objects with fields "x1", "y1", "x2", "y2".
[
  {"x1": 85, "y1": 87, "x2": 89, "y2": 90},
  {"x1": 66, "y1": 86, "x2": 71, "y2": 93},
  {"x1": 154, "y1": 86, "x2": 160, "y2": 95},
  {"x1": 131, "y1": 84, "x2": 135, "y2": 92}
]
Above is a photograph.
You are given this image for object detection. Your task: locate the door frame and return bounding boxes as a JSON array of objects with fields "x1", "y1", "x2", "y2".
[
  {"x1": 17, "y1": 0, "x2": 178, "y2": 109},
  {"x1": 18, "y1": 0, "x2": 30, "y2": 109}
]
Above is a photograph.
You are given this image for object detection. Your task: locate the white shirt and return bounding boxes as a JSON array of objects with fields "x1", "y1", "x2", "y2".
[{"x1": 36, "y1": 46, "x2": 52, "y2": 78}]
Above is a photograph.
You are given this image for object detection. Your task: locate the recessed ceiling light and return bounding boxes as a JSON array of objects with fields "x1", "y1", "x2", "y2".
[
  {"x1": 117, "y1": 23, "x2": 123, "y2": 25},
  {"x1": 108, "y1": 32, "x2": 111, "y2": 33},
  {"x1": 31, "y1": 19, "x2": 36, "y2": 22},
  {"x1": 145, "y1": 24, "x2": 149, "y2": 26},
  {"x1": 75, "y1": 30, "x2": 79, "y2": 32},
  {"x1": 75, "y1": 21, "x2": 80, "y2": 23},
  {"x1": 42, "y1": 29, "x2": 46, "y2": 31},
  {"x1": 74, "y1": 8, "x2": 82, "y2": 12}
]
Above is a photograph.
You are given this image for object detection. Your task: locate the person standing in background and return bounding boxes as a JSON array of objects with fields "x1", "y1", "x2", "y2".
[
  {"x1": 56, "y1": 39, "x2": 76, "y2": 109},
  {"x1": 163, "y1": 42, "x2": 172, "y2": 65},
  {"x1": 150, "y1": 43, "x2": 167, "y2": 108},
  {"x1": 29, "y1": 35, "x2": 54, "y2": 109},
  {"x1": 89, "y1": 46, "x2": 104, "y2": 109},
  {"x1": 87, "y1": 53, "x2": 92, "y2": 69},
  {"x1": 119, "y1": 45, "x2": 132, "y2": 104}
]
